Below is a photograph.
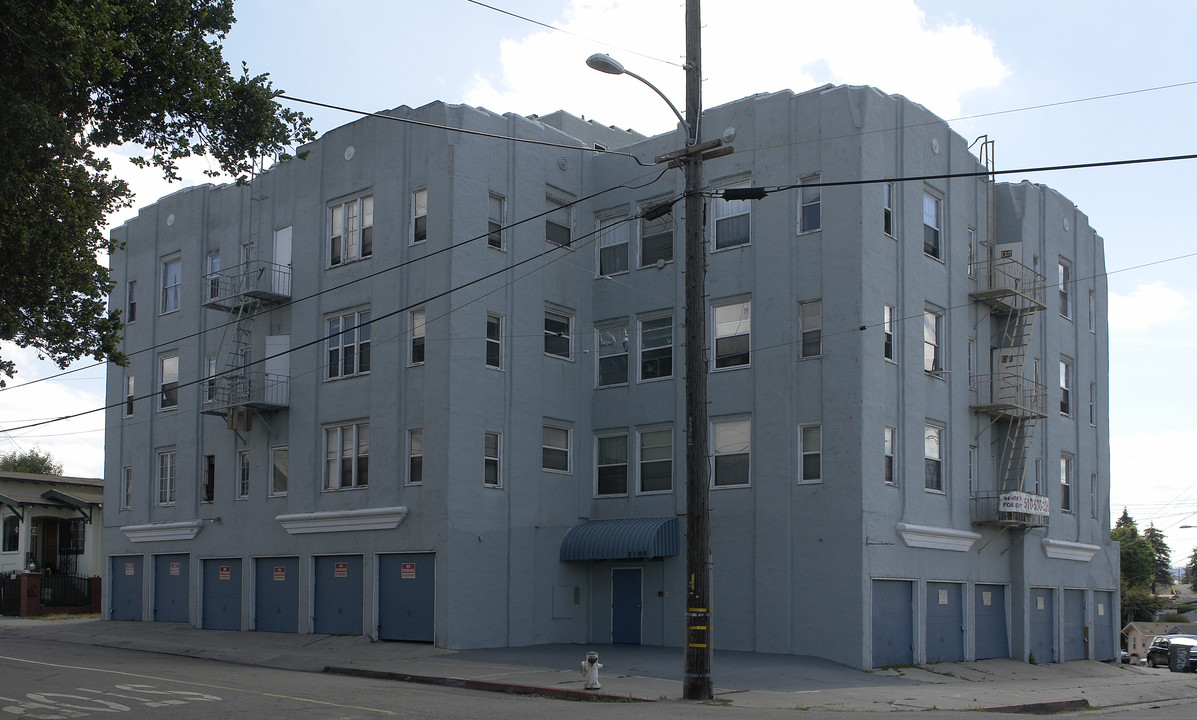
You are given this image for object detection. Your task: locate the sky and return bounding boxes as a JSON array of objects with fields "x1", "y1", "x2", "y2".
[{"x1": 2, "y1": 0, "x2": 1196, "y2": 568}]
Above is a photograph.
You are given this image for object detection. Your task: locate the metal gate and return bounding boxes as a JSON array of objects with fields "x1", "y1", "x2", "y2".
[
  {"x1": 202, "y1": 558, "x2": 242, "y2": 631},
  {"x1": 109, "y1": 555, "x2": 143, "y2": 621},
  {"x1": 1093, "y1": 590, "x2": 1116, "y2": 661},
  {"x1": 377, "y1": 553, "x2": 434, "y2": 642},
  {"x1": 925, "y1": 582, "x2": 964, "y2": 663},
  {"x1": 254, "y1": 556, "x2": 298, "y2": 633},
  {"x1": 1063, "y1": 589, "x2": 1086, "y2": 661},
  {"x1": 1029, "y1": 587, "x2": 1056, "y2": 663},
  {"x1": 872, "y1": 580, "x2": 914, "y2": 667},
  {"x1": 611, "y1": 568, "x2": 642, "y2": 644},
  {"x1": 153, "y1": 553, "x2": 190, "y2": 623},
  {"x1": 1, "y1": 575, "x2": 21, "y2": 615},
  {"x1": 974, "y1": 584, "x2": 1009, "y2": 659},
  {"x1": 313, "y1": 555, "x2": 362, "y2": 635}
]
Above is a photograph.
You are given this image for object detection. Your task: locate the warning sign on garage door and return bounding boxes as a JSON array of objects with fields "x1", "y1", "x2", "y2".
[
  {"x1": 219, "y1": 565, "x2": 231, "y2": 580},
  {"x1": 273, "y1": 566, "x2": 286, "y2": 581},
  {"x1": 334, "y1": 561, "x2": 348, "y2": 578},
  {"x1": 401, "y1": 562, "x2": 416, "y2": 579}
]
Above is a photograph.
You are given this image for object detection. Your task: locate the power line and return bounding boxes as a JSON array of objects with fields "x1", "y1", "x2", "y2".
[{"x1": 948, "y1": 80, "x2": 1197, "y2": 123}]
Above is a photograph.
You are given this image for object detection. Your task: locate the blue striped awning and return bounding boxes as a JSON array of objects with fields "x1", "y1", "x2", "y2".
[{"x1": 560, "y1": 517, "x2": 680, "y2": 562}]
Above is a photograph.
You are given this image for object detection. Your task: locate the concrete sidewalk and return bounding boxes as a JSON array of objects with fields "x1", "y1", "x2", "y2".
[{"x1": 3, "y1": 617, "x2": 1197, "y2": 712}]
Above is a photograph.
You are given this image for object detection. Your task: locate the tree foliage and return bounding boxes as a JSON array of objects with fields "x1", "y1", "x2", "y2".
[
  {"x1": 0, "y1": 447, "x2": 64, "y2": 475},
  {"x1": 0, "y1": 0, "x2": 312, "y2": 383},
  {"x1": 1188, "y1": 547, "x2": 1197, "y2": 593},
  {"x1": 1111, "y1": 510, "x2": 1155, "y2": 592},
  {"x1": 1141, "y1": 525, "x2": 1172, "y2": 593},
  {"x1": 1122, "y1": 584, "x2": 1165, "y2": 624}
]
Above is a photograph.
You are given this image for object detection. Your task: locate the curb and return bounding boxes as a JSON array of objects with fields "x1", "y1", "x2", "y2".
[
  {"x1": 323, "y1": 666, "x2": 657, "y2": 702},
  {"x1": 983, "y1": 698, "x2": 1090, "y2": 714}
]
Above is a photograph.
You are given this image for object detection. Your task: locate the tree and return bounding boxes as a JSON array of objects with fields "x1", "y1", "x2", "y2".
[
  {"x1": 1142, "y1": 525, "x2": 1172, "y2": 594},
  {"x1": 1188, "y1": 547, "x2": 1197, "y2": 593},
  {"x1": 0, "y1": 447, "x2": 63, "y2": 475},
  {"x1": 0, "y1": 0, "x2": 313, "y2": 383}
]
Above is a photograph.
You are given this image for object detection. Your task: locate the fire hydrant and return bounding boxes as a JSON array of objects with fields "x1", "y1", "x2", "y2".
[{"x1": 580, "y1": 651, "x2": 603, "y2": 689}]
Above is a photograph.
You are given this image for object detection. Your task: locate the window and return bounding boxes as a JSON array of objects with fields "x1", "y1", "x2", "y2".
[
  {"x1": 545, "y1": 197, "x2": 572, "y2": 246},
  {"x1": 237, "y1": 450, "x2": 250, "y2": 499},
  {"x1": 1090, "y1": 473, "x2": 1098, "y2": 518},
  {"x1": 1089, "y1": 382, "x2": 1097, "y2": 426},
  {"x1": 271, "y1": 447, "x2": 288, "y2": 496},
  {"x1": 161, "y1": 257, "x2": 181, "y2": 313},
  {"x1": 640, "y1": 206, "x2": 673, "y2": 266},
  {"x1": 967, "y1": 228, "x2": 977, "y2": 278},
  {"x1": 1034, "y1": 457, "x2": 1042, "y2": 495},
  {"x1": 597, "y1": 322, "x2": 629, "y2": 386},
  {"x1": 202, "y1": 455, "x2": 215, "y2": 503},
  {"x1": 327, "y1": 309, "x2": 371, "y2": 379},
  {"x1": 968, "y1": 338, "x2": 977, "y2": 389},
  {"x1": 2, "y1": 517, "x2": 18, "y2": 552},
  {"x1": 884, "y1": 427, "x2": 896, "y2": 485},
  {"x1": 1058, "y1": 259, "x2": 1073, "y2": 319},
  {"x1": 924, "y1": 425, "x2": 943, "y2": 491},
  {"x1": 1088, "y1": 290, "x2": 1096, "y2": 333},
  {"x1": 639, "y1": 427, "x2": 672, "y2": 493},
  {"x1": 159, "y1": 354, "x2": 178, "y2": 410},
  {"x1": 545, "y1": 309, "x2": 572, "y2": 359},
  {"x1": 922, "y1": 193, "x2": 941, "y2": 259},
  {"x1": 713, "y1": 300, "x2": 751, "y2": 369},
  {"x1": 799, "y1": 424, "x2": 822, "y2": 483},
  {"x1": 596, "y1": 434, "x2": 628, "y2": 496},
  {"x1": 204, "y1": 356, "x2": 217, "y2": 404},
  {"x1": 127, "y1": 280, "x2": 137, "y2": 323},
  {"x1": 968, "y1": 445, "x2": 978, "y2": 496},
  {"x1": 207, "y1": 252, "x2": 221, "y2": 300},
  {"x1": 408, "y1": 429, "x2": 423, "y2": 485},
  {"x1": 1060, "y1": 358, "x2": 1073, "y2": 416},
  {"x1": 883, "y1": 305, "x2": 895, "y2": 360},
  {"x1": 124, "y1": 375, "x2": 135, "y2": 416},
  {"x1": 799, "y1": 300, "x2": 822, "y2": 358},
  {"x1": 713, "y1": 184, "x2": 750, "y2": 249},
  {"x1": 798, "y1": 174, "x2": 821, "y2": 232},
  {"x1": 639, "y1": 316, "x2": 673, "y2": 381},
  {"x1": 329, "y1": 194, "x2": 374, "y2": 265},
  {"x1": 325, "y1": 422, "x2": 369, "y2": 490},
  {"x1": 120, "y1": 466, "x2": 132, "y2": 510},
  {"x1": 882, "y1": 182, "x2": 894, "y2": 236},
  {"x1": 542, "y1": 425, "x2": 571, "y2": 473},
  {"x1": 410, "y1": 308, "x2": 426, "y2": 365},
  {"x1": 485, "y1": 313, "x2": 502, "y2": 369},
  {"x1": 484, "y1": 431, "x2": 501, "y2": 487},
  {"x1": 411, "y1": 189, "x2": 427, "y2": 244},
  {"x1": 712, "y1": 417, "x2": 751, "y2": 487},
  {"x1": 923, "y1": 310, "x2": 942, "y2": 373},
  {"x1": 59, "y1": 518, "x2": 85, "y2": 554},
  {"x1": 157, "y1": 450, "x2": 177, "y2": 505},
  {"x1": 488, "y1": 193, "x2": 505, "y2": 249},
  {"x1": 597, "y1": 216, "x2": 630, "y2": 275},
  {"x1": 1060, "y1": 455, "x2": 1073, "y2": 512}
]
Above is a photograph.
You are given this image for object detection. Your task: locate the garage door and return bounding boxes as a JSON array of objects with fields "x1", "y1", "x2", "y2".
[
  {"x1": 202, "y1": 558, "x2": 242, "y2": 631},
  {"x1": 925, "y1": 582, "x2": 964, "y2": 663},
  {"x1": 313, "y1": 555, "x2": 362, "y2": 636},
  {"x1": 872, "y1": 580, "x2": 914, "y2": 667},
  {"x1": 1093, "y1": 590, "x2": 1116, "y2": 661},
  {"x1": 974, "y1": 584, "x2": 1008, "y2": 659},
  {"x1": 254, "y1": 556, "x2": 299, "y2": 633},
  {"x1": 153, "y1": 553, "x2": 190, "y2": 623},
  {"x1": 1063, "y1": 589, "x2": 1086, "y2": 661},
  {"x1": 109, "y1": 555, "x2": 143, "y2": 622},
  {"x1": 1029, "y1": 587, "x2": 1056, "y2": 663},
  {"x1": 378, "y1": 553, "x2": 434, "y2": 642}
]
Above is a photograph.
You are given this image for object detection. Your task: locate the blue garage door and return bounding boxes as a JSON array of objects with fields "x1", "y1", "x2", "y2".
[
  {"x1": 1093, "y1": 590, "x2": 1116, "y2": 661},
  {"x1": 254, "y1": 557, "x2": 299, "y2": 633},
  {"x1": 1063, "y1": 589, "x2": 1086, "y2": 661},
  {"x1": 109, "y1": 555, "x2": 143, "y2": 622},
  {"x1": 202, "y1": 558, "x2": 242, "y2": 631},
  {"x1": 153, "y1": 554, "x2": 190, "y2": 623},
  {"x1": 313, "y1": 555, "x2": 363, "y2": 636},
  {"x1": 974, "y1": 584, "x2": 1009, "y2": 659},
  {"x1": 1029, "y1": 587, "x2": 1056, "y2": 663},
  {"x1": 925, "y1": 582, "x2": 964, "y2": 663},
  {"x1": 378, "y1": 553, "x2": 435, "y2": 642},
  {"x1": 872, "y1": 580, "x2": 914, "y2": 668},
  {"x1": 611, "y1": 568, "x2": 642, "y2": 644}
]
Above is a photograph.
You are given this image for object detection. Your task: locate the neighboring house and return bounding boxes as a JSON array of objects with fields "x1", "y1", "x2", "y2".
[
  {"x1": 102, "y1": 84, "x2": 1118, "y2": 668},
  {"x1": 0, "y1": 471, "x2": 103, "y2": 576},
  {"x1": 1122, "y1": 622, "x2": 1197, "y2": 663}
]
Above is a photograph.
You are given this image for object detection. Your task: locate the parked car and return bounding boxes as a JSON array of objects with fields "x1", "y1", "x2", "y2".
[
  {"x1": 1146, "y1": 635, "x2": 1197, "y2": 669},
  {"x1": 1120, "y1": 650, "x2": 1131, "y2": 664}
]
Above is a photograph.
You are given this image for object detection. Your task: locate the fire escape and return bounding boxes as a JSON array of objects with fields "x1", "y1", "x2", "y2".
[{"x1": 969, "y1": 140, "x2": 1050, "y2": 528}]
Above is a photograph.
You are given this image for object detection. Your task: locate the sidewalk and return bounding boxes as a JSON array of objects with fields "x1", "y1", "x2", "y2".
[{"x1": 3, "y1": 616, "x2": 1196, "y2": 712}]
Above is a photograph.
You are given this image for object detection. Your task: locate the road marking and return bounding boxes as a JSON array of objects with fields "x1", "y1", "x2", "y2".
[{"x1": 0, "y1": 655, "x2": 393, "y2": 715}]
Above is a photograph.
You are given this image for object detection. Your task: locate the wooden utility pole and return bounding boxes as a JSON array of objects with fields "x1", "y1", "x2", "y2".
[{"x1": 682, "y1": 0, "x2": 711, "y2": 701}]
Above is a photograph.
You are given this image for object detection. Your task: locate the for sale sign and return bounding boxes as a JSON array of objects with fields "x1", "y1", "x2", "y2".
[{"x1": 999, "y1": 491, "x2": 1050, "y2": 515}]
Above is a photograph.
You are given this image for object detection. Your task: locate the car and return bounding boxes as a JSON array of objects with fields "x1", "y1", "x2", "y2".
[
  {"x1": 1146, "y1": 635, "x2": 1197, "y2": 669},
  {"x1": 1120, "y1": 650, "x2": 1131, "y2": 664}
]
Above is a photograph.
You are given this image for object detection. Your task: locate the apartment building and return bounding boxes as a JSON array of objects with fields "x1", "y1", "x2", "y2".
[{"x1": 103, "y1": 84, "x2": 1118, "y2": 668}]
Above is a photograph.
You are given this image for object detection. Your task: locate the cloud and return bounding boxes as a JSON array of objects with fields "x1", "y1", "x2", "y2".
[
  {"x1": 1108, "y1": 281, "x2": 1189, "y2": 333},
  {"x1": 464, "y1": 0, "x2": 1008, "y2": 135}
]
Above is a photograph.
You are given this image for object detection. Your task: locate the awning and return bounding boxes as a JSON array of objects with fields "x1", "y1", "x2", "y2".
[
  {"x1": 560, "y1": 517, "x2": 680, "y2": 562},
  {"x1": 41, "y1": 489, "x2": 101, "y2": 523}
]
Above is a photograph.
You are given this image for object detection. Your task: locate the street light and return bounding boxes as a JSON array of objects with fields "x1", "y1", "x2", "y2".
[{"x1": 585, "y1": 1, "x2": 710, "y2": 701}]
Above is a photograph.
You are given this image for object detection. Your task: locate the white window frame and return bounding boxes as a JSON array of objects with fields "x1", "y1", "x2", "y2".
[
  {"x1": 596, "y1": 322, "x2": 629, "y2": 387},
  {"x1": 159, "y1": 353, "x2": 179, "y2": 410},
  {"x1": 485, "y1": 313, "x2": 503, "y2": 369},
  {"x1": 409, "y1": 308, "x2": 426, "y2": 366},
  {"x1": 126, "y1": 280, "x2": 137, "y2": 323},
  {"x1": 120, "y1": 466, "x2": 132, "y2": 510},
  {"x1": 124, "y1": 374, "x2": 135, "y2": 417},
  {"x1": 326, "y1": 309, "x2": 371, "y2": 380},
  {"x1": 595, "y1": 432, "x2": 629, "y2": 497},
  {"x1": 713, "y1": 182, "x2": 750, "y2": 250},
  {"x1": 1090, "y1": 472, "x2": 1098, "y2": 518},
  {"x1": 1060, "y1": 454, "x2": 1074, "y2": 513},
  {"x1": 924, "y1": 424, "x2": 944, "y2": 492},
  {"x1": 156, "y1": 449, "x2": 176, "y2": 506},
  {"x1": 160, "y1": 256, "x2": 181, "y2": 314},
  {"x1": 1058, "y1": 258, "x2": 1073, "y2": 319},
  {"x1": 922, "y1": 192, "x2": 941, "y2": 260},
  {"x1": 883, "y1": 304, "x2": 895, "y2": 361},
  {"x1": 798, "y1": 174, "x2": 821, "y2": 233},
  {"x1": 487, "y1": 192, "x2": 505, "y2": 250},
  {"x1": 712, "y1": 299, "x2": 751, "y2": 370},
  {"x1": 799, "y1": 423, "x2": 822, "y2": 484},
  {"x1": 408, "y1": 428, "x2": 423, "y2": 485},
  {"x1": 639, "y1": 203, "x2": 673, "y2": 267},
  {"x1": 882, "y1": 182, "x2": 895, "y2": 237},
  {"x1": 206, "y1": 251, "x2": 221, "y2": 301},
  {"x1": 328, "y1": 194, "x2": 374, "y2": 266},
  {"x1": 542, "y1": 424, "x2": 572, "y2": 474},
  {"x1": 1089, "y1": 381, "x2": 1097, "y2": 426},
  {"x1": 968, "y1": 445, "x2": 978, "y2": 496},
  {"x1": 884, "y1": 426, "x2": 896, "y2": 486},
  {"x1": 799, "y1": 300, "x2": 822, "y2": 358},
  {"x1": 325, "y1": 421, "x2": 370, "y2": 490},
  {"x1": 712, "y1": 416, "x2": 751, "y2": 488},
  {"x1": 411, "y1": 188, "x2": 427, "y2": 245},
  {"x1": 1088, "y1": 290, "x2": 1096, "y2": 333},
  {"x1": 202, "y1": 454, "x2": 215, "y2": 503},
  {"x1": 924, "y1": 309, "x2": 943, "y2": 374},
  {"x1": 204, "y1": 355, "x2": 217, "y2": 404},
  {"x1": 545, "y1": 309, "x2": 573, "y2": 360},
  {"x1": 237, "y1": 449, "x2": 250, "y2": 499},
  {"x1": 638, "y1": 315, "x2": 673, "y2": 382},
  {"x1": 968, "y1": 338, "x2": 977, "y2": 390},
  {"x1": 597, "y1": 215, "x2": 630, "y2": 276},
  {"x1": 484, "y1": 430, "x2": 501, "y2": 487},
  {"x1": 638, "y1": 426, "x2": 673, "y2": 494},
  {"x1": 545, "y1": 196, "x2": 573, "y2": 247},
  {"x1": 271, "y1": 446, "x2": 288, "y2": 497},
  {"x1": 1060, "y1": 357, "x2": 1073, "y2": 417}
]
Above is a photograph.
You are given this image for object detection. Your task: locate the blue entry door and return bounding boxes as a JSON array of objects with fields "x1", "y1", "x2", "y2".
[
  {"x1": 926, "y1": 582, "x2": 964, "y2": 662},
  {"x1": 202, "y1": 558, "x2": 242, "y2": 630},
  {"x1": 153, "y1": 553, "x2": 190, "y2": 623},
  {"x1": 109, "y1": 556, "x2": 143, "y2": 622},
  {"x1": 974, "y1": 584, "x2": 1009, "y2": 659},
  {"x1": 254, "y1": 557, "x2": 299, "y2": 633},
  {"x1": 611, "y1": 568, "x2": 642, "y2": 644},
  {"x1": 378, "y1": 553, "x2": 435, "y2": 642},
  {"x1": 1029, "y1": 587, "x2": 1056, "y2": 663},
  {"x1": 313, "y1": 555, "x2": 363, "y2": 635},
  {"x1": 1063, "y1": 589, "x2": 1086, "y2": 661},
  {"x1": 872, "y1": 580, "x2": 914, "y2": 667}
]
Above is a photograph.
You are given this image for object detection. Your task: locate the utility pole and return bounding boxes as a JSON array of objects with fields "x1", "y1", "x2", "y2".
[{"x1": 681, "y1": 0, "x2": 711, "y2": 701}]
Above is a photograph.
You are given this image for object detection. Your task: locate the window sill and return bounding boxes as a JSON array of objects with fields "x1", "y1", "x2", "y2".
[
  {"x1": 711, "y1": 482, "x2": 751, "y2": 490},
  {"x1": 711, "y1": 242, "x2": 751, "y2": 253},
  {"x1": 796, "y1": 479, "x2": 823, "y2": 486},
  {"x1": 711, "y1": 363, "x2": 751, "y2": 373},
  {"x1": 637, "y1": 376, "x2": 673, "y2": 384},
  {"x1": 923, "y1": 253, "x2": 945, "y2": 264},
  {"x1": 924, "y1": 488, "x2": 946, "y2": 495},
  {"x1": 596, "y1": 383, "x2": 629, "y2": 389},
  {"x1": 797, "y1": 228, "x2": 822, "y2": 236},
  {"x1": 545, "y1": 354, "x2": 575, "y2": 362}
]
